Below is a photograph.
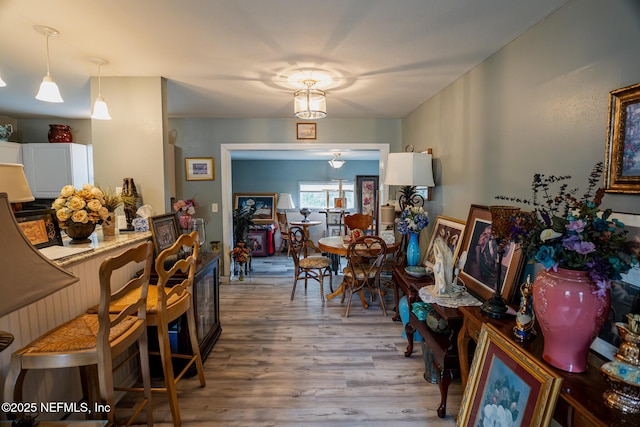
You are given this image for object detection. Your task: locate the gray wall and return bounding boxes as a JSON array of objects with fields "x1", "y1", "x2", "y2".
[{"x1": 404, "y1": 0, "x2": 640, "y2": 226}]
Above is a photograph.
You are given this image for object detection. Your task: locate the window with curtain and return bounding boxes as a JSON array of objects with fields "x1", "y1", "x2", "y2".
[{"x1": 299, "y1": 181, "x2": 355, "y2": 209}]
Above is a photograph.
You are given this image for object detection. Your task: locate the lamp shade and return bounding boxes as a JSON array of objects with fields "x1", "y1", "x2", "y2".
[
  {"x1": 35, "y1": 74, "x2": 63, "y2": 103},
  {"x1": 294, "y1": 80, "x2": 327, "y2": 119},
  {"x1": 384, "y1": 152, "x2": 435, "y2": 187},
  {"x1": 0, "y1": 163, "x2": 35, "y2": 203},
  {"x1": 91, "y1": 95, "x2": 112, "y2": 120},
  {"x1": 276, "y1": 193, "x2": 295, "y2": 210}
]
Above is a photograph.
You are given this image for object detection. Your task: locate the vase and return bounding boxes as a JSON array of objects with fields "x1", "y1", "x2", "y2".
[
  {"x1": 48, "y1": 124, "x2": 73, "y2": 143},
  {"x1": 122, "y1": 178, "x2": 141, "y2": 231},
  {"x1": 66, "y1": 222, "x2": 96, "y2": 244},
  {"x1": 406, "y1": 232, "x2": 420, "y2": 266},
  {"x1": 102, "y1": 212, "x2": 117, "y2": 237},
  {"x1": 179, "y1": 213, "x2": 192, "y2": 231},
  {"x1": 532, "y1": 268, "x2": 610, "y2": 373},
  {"x1": 239, "y1": 266, "x2": 245, "y2": 281}
]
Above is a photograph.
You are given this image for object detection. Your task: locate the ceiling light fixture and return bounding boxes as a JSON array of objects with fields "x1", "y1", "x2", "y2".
[
  {"x1": 328, "y1": 153, "x2": 345, "y2": 169},
  {"x1": 34, "y1": 25, "x2": 63, "y2": 103},
  {"x1": 90, "y1": 58, "x2": 112, "y2": 120},
  {"x1": 0, "y1": 76, "x2": 6, "y2": 88},
  {"x1": 294, "y1": 79, "x2": 326, "y2": 119}
]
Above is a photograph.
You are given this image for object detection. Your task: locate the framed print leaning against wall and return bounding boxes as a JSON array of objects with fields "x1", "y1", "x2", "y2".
[
  {"x1": 355, "y1": 175, "x2": 379, "y2": 218},
  {"x1": 234, "y1": 193, "x2": 277, "y2": 224},
  {"x1": 423, "y1": 215, "x2": 466, "y2": 270},
  {"x1": 14, "y1": 209, "x2": 62, "y2": 249},
  {"x1": 604, "y1": 81, "x2": 640, "y2": 194}
]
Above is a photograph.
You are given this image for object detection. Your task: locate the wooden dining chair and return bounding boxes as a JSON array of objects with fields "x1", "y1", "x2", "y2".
[
  {"x1": 4, "y1": 241, "x2": 155, "y2": 426},
  {"x1": 342, "y1": 236, "x2": 388, "y2": 317},
  {"x1": 289, "y1": 226, "x2": 333, "y2": 303},
  {"x1": 343, "y1": 213, "x2": 374, "y2": 235},
  {"x1": 276, "y1": 211, "x2": 291, "y2": 256}
]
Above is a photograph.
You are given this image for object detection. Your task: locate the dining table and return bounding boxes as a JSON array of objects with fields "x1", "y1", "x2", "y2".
[
  {"x1": 318, "y1": 235, "x2": 400, "y2": 306},
  {"x1": 289, "y1": 220, "x2": 322, "y2": 257}
]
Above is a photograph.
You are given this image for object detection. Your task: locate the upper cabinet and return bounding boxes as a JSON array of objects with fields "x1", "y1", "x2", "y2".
[
  {"x1": 22, "y1": 143, "x2": 92, "y2": 198},
  {"x1": 0, "y1": 141, "x2": 22, "y2": 164}
]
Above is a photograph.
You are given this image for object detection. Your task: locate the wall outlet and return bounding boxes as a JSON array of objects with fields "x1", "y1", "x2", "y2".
[{"x1": 211, "y1": 203, "x2": 218, "y2": 213}]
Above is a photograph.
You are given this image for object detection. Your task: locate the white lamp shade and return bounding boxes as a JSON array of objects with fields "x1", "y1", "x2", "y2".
[
  {"x1": 294, "y1": 87, "x2": 327, "y2": 119},
  {"x1": 0, "y1": 76, "x2": 6, "y2": 87},
  {"x1": 0, "y1": 163, "x2": 35, "y2": 203},
  {"x1": 384, "y1": 152, "x2": 435, "y2": 187},
  {"x1": 91, "y1": 95, "x2": 112, "y2": 120},
  {"x1": 276, "y1": 193, "x2": 295, "y2": 210},
  {"x1": 35, "y1": 74, "x2": 63, "y2": 103}
]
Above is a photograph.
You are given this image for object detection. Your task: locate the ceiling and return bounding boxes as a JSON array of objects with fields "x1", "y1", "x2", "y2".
[{"x1": 0, "y1": 0, "x2": 569, "y2": 121}]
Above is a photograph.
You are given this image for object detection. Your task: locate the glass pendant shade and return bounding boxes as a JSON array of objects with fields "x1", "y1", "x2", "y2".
[
  {"x1": 294, "y1": 80, "x2": 327, "y2": 119},
  {"x1": 0, "y1": 76, "x2": 6, "y2": 87},
  {"x1": 36, "y1": 74, "x2": 63, "y2": 103},
  {"x1": 91, "y1": 95, "x2": 112, "y2": 120},
  {"x1": 328, "y1": 153, "x2": 345, "y2": 169}
]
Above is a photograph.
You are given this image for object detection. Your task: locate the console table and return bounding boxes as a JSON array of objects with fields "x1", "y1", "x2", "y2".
[{"x1": 457, "y1": 305, "x2": 640, "y2": 427}]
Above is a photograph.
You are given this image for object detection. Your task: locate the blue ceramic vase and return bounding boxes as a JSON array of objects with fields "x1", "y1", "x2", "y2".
[{"x1": 406, "y1": 232, "x2": 420, "y2": 266}]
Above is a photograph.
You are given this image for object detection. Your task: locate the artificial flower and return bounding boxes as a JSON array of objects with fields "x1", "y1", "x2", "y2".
[
  {"x1": 396, "y1": 206, "x2": 429, "y2": 234},
  {"x1": 52, "y1": 183, "x2": 109, "y2": 229}
]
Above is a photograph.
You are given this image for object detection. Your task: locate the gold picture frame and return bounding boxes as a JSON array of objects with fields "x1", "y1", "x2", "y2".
[
  {"x1": 423, "y1": 215, "x2": 466, "y2": 270},
  {"x1": 185, "y1": 157, "x2": 214, "y2": 181},
  {"x1": 456, "y1": 323, "x2": 562, "y2": 427},
  {"x1": 604, "y1": 81, "x2": 640, "y2": 194},
  {"x1": 296, "y1": 122, "x2": 317, "y2": 140},
  {"x1": 234, "y1": 192, "x2": 278, "y2": 224}
]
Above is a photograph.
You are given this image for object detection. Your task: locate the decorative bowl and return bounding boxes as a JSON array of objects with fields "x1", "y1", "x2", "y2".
[
  {"x1": 405, "y1": 266, "x2": 428, "y2": 278},
  {"x1": 601, "y1": 360, "x2": 640, "y2": 414}
]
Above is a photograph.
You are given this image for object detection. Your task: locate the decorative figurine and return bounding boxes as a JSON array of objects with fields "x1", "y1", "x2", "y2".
[{"x1": 513, "y1": 275, "x2": 536, "y2": 341}]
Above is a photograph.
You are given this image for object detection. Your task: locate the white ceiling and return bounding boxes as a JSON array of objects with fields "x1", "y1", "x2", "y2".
[{"x1": 0, "y1": 0, "x2": 569, "y2": 121}]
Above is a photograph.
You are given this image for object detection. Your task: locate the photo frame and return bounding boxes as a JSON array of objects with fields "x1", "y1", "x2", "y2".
[
  {"x1": 356, "y1": 175, "x2": 379, "y2": 218},
  {"x1": 458, "y1": 204, "x2": 524, "y2": 304},
  {"x1": 423, "y1": 215, "x2": 466, "y2": 270},
  {"x1": 457, "y1": 323, "x2": 562, "y2": 427},
  {"x1": 604, "y1": 81, "x2": 640, "y2": 194},
  {"x1": 296, "y1": 122, "x2": 316, "y2": 140},
  {"x1": 234, "y1": 193, "x2": 277, "y2": 224},
  {"x1": 246, "y1": 230, "x2": 266, "y2": 256},
  {"x1": 185, "y1": 157, "x2": 214, "y2": 181},
  {"x1": 149, "y1": 212, "x2": 180, "y2": 255},
  {"x1": 592, "y1": 211, "x2": 640, "y2": 360},
  {"x1": 14, "y1": 209, "x2": 62, "y2": 249}
]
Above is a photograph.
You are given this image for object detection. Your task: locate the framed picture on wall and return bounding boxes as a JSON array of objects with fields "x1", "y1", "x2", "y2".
[
  {"x1": 296, "y1": 123, "x2": 316, "y2": 140},
  {"x1": 185, "y1": 157, "x2": 214, "y2": 181},
  {"x1": 234, "y1": 193, "x2": 277, "y2": 224},
  {"x1": 356, "y1": 175, "x2": 379, "y2": 218},
  {"x1": 14, "y1": 209, "x2": 62, "y2": 249}
]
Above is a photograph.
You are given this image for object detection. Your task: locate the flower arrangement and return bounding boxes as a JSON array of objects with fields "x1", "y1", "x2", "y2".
[
  {"x1": 173, "y1": 197, "x2": 197, "y2": 215},
  {"x1": 230, "y1": 246, "x2": 250, "y2": 264},
  {"x1": 396, "y1": 206, "x2": 429, "y2": 234},
  {"x1": 99, "y1": 186, "x2": 136, "y2": 212},
  {"x1": 496, "y1": 162, "x2": 637, "y2": 297},
  {"x1": 52, "y1": 184, "x2": 110, "y2": 229}
]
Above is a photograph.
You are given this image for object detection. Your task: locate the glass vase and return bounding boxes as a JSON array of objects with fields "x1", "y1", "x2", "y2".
[{"x1": 406, "y1": 231, "x2": 420, "y2": 266}]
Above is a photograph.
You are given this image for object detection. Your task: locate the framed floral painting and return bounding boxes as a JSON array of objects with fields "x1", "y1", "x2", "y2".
[
  {"x1": 234, "y1": 193, "x2": 277, "y2": 224},
  {"x1": 356, "y1": 175, "x2": 379, "y2": 219},
  {"x1": 604, "y1": 81, "x2": 640, "y2": 194},
  {"x1": 457, "y1": 323, "x2": 562, "y2": 427}
]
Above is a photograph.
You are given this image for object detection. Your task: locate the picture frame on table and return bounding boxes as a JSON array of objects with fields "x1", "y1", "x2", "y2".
[
  {"x1": 14, "y1": 209, "x2": 62, "y2": 249},
  {"x1": 457, "y1": 323, "x2": 562, "y2": 427},
  {"x1": 149, "y1": 212, "x2": 180, "y2": 255},
  {"x1": 604, "y1": 82, "x2": 640, "y2": 194},
  {"x1": 592, "y1": 211, "x2": 640, "y2": 360},
  {"x1": 458, "y1": 204, "x2": 524, "y2": 304},
  {"x1": 423, "y1": 215, "x2": 466, "y2": 270},
  {"x1": 185, "y1": 157, "x2": 214, "y2": 181},
  {"x1": 296, "y1": 122, "x2": 316, "y2": 140},
  {"x1": 234, "y1": 193, "x2": 277, "y2": 224},
  {"x1": 356, "y1": 175, "x2": 379, "y2": 218}
]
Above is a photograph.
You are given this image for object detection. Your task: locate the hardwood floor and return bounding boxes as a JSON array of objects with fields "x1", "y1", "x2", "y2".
[{"x1": 123, "y1": 277, "x2": 463, "y2": 426}]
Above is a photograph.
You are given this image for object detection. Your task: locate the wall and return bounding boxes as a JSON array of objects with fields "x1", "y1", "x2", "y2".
[{"x1": 403, "y1": 0, "x2": 640, "y2": 226}]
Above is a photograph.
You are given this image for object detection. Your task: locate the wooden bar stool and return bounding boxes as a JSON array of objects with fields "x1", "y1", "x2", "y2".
[{"x1": 3, "y1": 241, "x2": 155, "y2": 426}]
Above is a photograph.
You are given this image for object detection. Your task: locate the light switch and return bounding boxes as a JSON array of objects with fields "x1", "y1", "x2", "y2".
[{"x1": 211, "y1": 203, "x2": 218, "y2": 213}]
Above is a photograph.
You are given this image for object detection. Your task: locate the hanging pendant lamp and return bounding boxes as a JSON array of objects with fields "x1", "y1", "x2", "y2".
[
  {"x1": 90, "y1": 58, "x2": 112, "y2": 120},
  {"x1": 0, "y1": 76, "x2": 6, "y2": 88},
  {"x1": 328, "y1": 153, "x2": 345, "y2": 169},
  {"x1": 34, "y1": 25, "x2": 63, "y2": 103},
  {"x1": 294, "y1": 79, "x2": 326, "y2": 119}
]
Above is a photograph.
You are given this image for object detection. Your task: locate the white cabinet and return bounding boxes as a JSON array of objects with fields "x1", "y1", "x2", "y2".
[
  {"x1": 0, "y1": 141, "x2": 22, "y2": 164},
  {"x1": 22, "y1": 143, "x2": 91, "y2": 198}
]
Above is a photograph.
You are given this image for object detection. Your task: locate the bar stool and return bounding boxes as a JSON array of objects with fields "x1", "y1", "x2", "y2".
[{"x1": 3, "y1": 241, "x2": 155, "y2": 426}]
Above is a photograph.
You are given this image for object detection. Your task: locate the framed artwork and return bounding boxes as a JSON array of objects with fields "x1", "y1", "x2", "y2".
[
  {"x1": 604, "y1": 82, "x2": 640, "y2": 194},
  {"x1": 296, "y1": 122, "x2": 316, "y2": 140},
  {"x1": 246, "y1": 230, "x2": 266, "y2": 256},
  {"x1": 423, "y1": 215, "x2": 465, "y2": 270},
  {"x1": 457, "y1": 323, "x2": 562, "y2": 427},
  {"x1": 14, "y1": 209, "x2": 62, "y2": 249},
  {"x1": 356, "y1": 175, "x2": 379, "y2": 218},
  {"x1": 149, "y1": 212, "x2": 180, "y2": 255},
  {"x1": 458, "y1": 204, "x2": 524, "y2": 304},
  {"x1": 185, "y1": 157, "x2": 214, "y2": 181},
  {"x1": 234, "y1": 193, "x2": 277, "y2": 224},
  {"x1": 592, "y1": 211, "x2": 640, "y2": 360}
]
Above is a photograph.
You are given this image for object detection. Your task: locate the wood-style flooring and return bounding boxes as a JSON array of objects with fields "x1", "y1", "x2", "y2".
[{"x1": 122, "y1": 277, "x2": 463, "y2": 426}]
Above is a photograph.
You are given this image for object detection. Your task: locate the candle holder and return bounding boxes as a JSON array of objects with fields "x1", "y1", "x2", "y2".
[{"x1": 481, "y1": 206, "x2": 520, "y2": 319}]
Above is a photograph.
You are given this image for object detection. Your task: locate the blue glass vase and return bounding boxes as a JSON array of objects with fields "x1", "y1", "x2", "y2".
[{"x1": 406, "y1": 232, "x2": 420, "y2": 266}]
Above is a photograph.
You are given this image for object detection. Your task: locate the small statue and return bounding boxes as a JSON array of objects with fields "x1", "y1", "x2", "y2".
[
  {"x1": 434, "y1": 243, "x2": 447, "y2": 295},
  {"x1": 513, "y1": 275, "x2": 536, "y2": 341}
]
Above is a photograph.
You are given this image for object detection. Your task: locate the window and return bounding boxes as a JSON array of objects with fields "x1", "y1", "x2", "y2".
[{"x1": 299, "y1": 181, "x2": 355, "y2": 209}]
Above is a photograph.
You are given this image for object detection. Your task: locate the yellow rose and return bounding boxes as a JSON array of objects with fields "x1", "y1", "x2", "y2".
[
  {"x1": 56, "y1": 209, "x2": 71, "y2": 222},
  {"x1": 60, "y1": 185, "x2": 76, "y2": 198},
  {"x1": 71, "y1": 210, "x2": 88, "y2": 223},
  {"x1": 98, "y1": 207, "x2": 109, "y2": 220},
  {"x1": 52, "y1": 197, "x2": 66, "y2": 210},
  {"x1": 67, "y1": 196, "x2": 86, "y2": 211},
  {"x1": 87, "y1": 199, "x2": 102, "y2": 211},
  {"x1": 90, "y1": 187, "x2": 104, "y2": 200},
  {"x1": 82, "y1": 183, "x2": 93, "y2": 191}
]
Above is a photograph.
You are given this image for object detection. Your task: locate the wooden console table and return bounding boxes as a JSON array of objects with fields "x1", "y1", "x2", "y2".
[
  {"x1": 457, "y1": 305, "x2": 640, "y2": 427},
  {"x1": 392, "y1": 265, "x2": 471, "y2": 418}
]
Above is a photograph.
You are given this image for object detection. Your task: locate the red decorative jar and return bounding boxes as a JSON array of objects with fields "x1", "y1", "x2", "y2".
[
  {"x1": 533, "y1": 268, "x2": 610, "y2": 373},
  {"x1": 48, "y1": 124, "x2": 73, "y2": 143}
]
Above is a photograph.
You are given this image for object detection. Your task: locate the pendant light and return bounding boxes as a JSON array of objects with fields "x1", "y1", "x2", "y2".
[
  {"x1": 294, "y1": 79, "x2": 327, "y2": 119},
  {"x1": 328, "y1": 153, "x2": 345, "y2": 169},
  {"x1": 0, "y1": 76, "x2": 6, "y2": 88},
  {"x1": 90, "y1": 58, "x2": 112, "y2": 120},
  {"x1": 34, "y1": 25, "x2": 63, "y2": 103}
]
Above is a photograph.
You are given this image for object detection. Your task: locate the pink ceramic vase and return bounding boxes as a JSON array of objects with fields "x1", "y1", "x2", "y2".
[
  {"x1": 533, "y1": 268, "x2": 610, "y2": 373},
  {"x1": 179, "y1": 213, "x2": 192, "y2": 230}
]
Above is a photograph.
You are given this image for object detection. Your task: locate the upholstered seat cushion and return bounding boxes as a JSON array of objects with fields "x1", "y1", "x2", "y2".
[
  {"x1": 87, "y1": 284, "x2": 185, "y2": 315},
  {"x1": 299, "y1": 256, "x2": 331, "y2": 269},
  {"x1": 343, "y1": 264, "x2": 378, "y2": 280},
  {"x1": 23, "y1": 314, "x2": 137, "y2": 353}
]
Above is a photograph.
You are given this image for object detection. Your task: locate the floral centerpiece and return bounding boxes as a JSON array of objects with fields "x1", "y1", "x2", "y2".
[
  {"x1": 173, "y1": 197, "x2": 197, "y2": 229},
  {"x1": 396, "y1": 206, "x2": 429, "y2": 235},
  {"x1": 230, "y1": 246, "x2": 250, "y2": 264},
  {"x1": 52, "y1": 184, "x2": 110, "y2": 230},
  {"x1": 496, "y1": 162, "x2": 636, "y2": 297}
]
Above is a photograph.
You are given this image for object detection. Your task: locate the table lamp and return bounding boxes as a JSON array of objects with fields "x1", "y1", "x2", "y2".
[
  {"x1": 277, "y1": 193, "x2": 295, "y2": 212},
  {"x1": 0, "y1": 163, "x2": 35, "y2": 212},
  {"x1": 384, "y1": 149, "x2": 435, "y2": 210}
]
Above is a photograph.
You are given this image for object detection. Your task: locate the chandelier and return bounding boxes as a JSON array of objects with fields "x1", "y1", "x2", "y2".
[
  {"x1": 294, "y1": 79, "x2": 326, "y2": 119},
  {"x1": 328, "y1": 153, "x2": 345, "y2": 169}
]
